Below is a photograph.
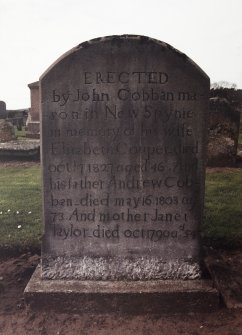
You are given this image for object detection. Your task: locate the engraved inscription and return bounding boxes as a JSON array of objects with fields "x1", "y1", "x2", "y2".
[{"x1": 45, "y1": 69, "x2": 202, "y2": 244}]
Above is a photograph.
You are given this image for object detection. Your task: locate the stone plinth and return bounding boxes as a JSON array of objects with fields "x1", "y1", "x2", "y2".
[
  {"x1": 25, "y1": 266, "x2": 219, "y2": 314},
  {"x1": 0, "y1": 139, "x2": 40, "y2": 158},
  {"x1": 26, "y1": 121, "x2": 40, "y2": 139}
]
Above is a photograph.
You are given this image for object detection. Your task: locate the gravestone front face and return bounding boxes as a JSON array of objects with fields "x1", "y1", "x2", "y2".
[
  {"x1": 41, "y1": 35, "x2": 209, "y2": 280},
  {"x1": 0, "y1": 101, "x2": 7, "y2": 119}
]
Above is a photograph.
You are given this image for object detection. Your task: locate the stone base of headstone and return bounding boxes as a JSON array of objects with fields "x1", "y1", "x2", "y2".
[
  {"x1": 26, "y1": 132, "x2": 40, "y2": 139},
  {"x1": 0, "y1": 139, "x2": 40, "y2": 159},
  {"x1": 24, "y1": 266, "x2": 220, "y2": 314},
  {"x1": 26, "y1": 121, "x2": 40, "y2": 139}
]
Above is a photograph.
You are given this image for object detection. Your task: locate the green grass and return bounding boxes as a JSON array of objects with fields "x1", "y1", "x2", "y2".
[
  {"x1": 238, "y1": 132, "x2": 242, "y2": 145},
  {"x1": 204, "y1": 171, "x2": 242, "y2": 248},
  {"x1": 14, "y1": 126, "x2": 26, "y2": 138},
  {"x1": 0, "y1": 165, "x2": 241, "y2": 253},
  {"x1": 0, "y1": 166, "x2": 41, "y2": 253}
]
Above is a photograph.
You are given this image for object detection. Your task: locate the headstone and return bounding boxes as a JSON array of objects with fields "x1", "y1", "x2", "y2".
[
  {"x1": 208, "y1": 97, "x2": 240, "y2": 166},
  {"x1": 40, "y1": 35, "x2": 210, "y2": 281},
  {"x1": 0, "y1": 101, "x2": 7, "y2": 119},
  {"x1": 26, "y1": 81, "x2": 40, "y2": 138},
  {"x1": 0, "y1": 120, "x2": 16, "y2": 142},
  {"x1": 28, "y1": 81, "x2": 40, "y2": 122}
]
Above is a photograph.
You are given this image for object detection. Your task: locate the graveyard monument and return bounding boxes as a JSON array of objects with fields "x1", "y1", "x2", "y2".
[
  {"x1": 26, "y1": 81, "x2": 40, "y2": 138},
  {"x1": 0, "y1": 101, "x2": 7, "y2": 119},
  {"x1": 0, "y1": 100, "x2": 16, "y2": 142},
  {"x1": 25, "y1": 35, "x2": 219, "y2": 312}
]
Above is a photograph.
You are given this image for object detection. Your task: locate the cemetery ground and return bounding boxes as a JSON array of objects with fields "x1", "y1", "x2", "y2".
[{"x1": 0, "y1": 160, "x2": 242, "y2": 334}]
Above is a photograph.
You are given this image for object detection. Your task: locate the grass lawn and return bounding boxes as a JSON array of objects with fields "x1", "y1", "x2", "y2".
[
  {"x1": 15, "y1": 126, "x2": 27, "y2": 138},
  {"x1": 0, "y1": 166, "x2": 41, "y2": 253},
  {"x1": 204, "y1": 170, "x2": 242, "y2": 248},
  {"x1": 0, "y1": 165, "x2": 241, "y2": 253}
]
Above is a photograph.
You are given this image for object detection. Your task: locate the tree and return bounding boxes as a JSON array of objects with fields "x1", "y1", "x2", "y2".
[
  {"x1": 210, "y1": 82, "x2": 240, "y2": 109},
  {"x1": 211, "y1": 81, "x2": 237, "y2": 89}
]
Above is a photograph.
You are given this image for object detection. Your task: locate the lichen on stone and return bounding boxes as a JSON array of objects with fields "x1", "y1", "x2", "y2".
[{"x1": 41, "y1": 256, "x2": 201, "y2": 281}]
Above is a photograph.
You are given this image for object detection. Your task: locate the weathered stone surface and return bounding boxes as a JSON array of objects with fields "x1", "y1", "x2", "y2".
[
  {"x1": 0, "y1": 101, "x2": 7, "y2": 119},
  {"x1": 40, "y1": 35, "x2": 209, "y2": 280},
  {"x1": 0, "y1": 139, "x2": 40, "y2": 158},
  {"x1": 26, "y1": 121, "x2": 40, "y2": 139},
  {"x1": 42, "y1": 255, "x2": 200, "y2": 280},
  {"x1": 28, "y1": 81, "x2": 40, "y2": 122},
  {"x1": 208, "y1": 97, "x2": 240, "y2": 166},
  {"x1": 0, "y1": 119, "x2": 16, "y2": 142},
  {"x1": 25, "y1": 266, "x2": 219, "y2": 314},
  {"x1": 26, "y1": 81, "x2": 40, "y2": 138}
]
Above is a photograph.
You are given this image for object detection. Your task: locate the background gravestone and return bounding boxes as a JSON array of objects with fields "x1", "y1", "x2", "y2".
[
  {"x1": 0, "y1": 119, "x2": 16, "y2": 142},
  {"x1": 0, "y1": 101, "x2": 16, "y2": 142},
  {"x1": 26, "y1": 81, "x2": 40, "y2": 138},
  {"x1": 208, "y1": 97, "x2": 240, "y2": 166},
  {"x1": 0, "y1": 101, "x2": 7, "y2": 119},
  {"x1": 41, "y1": 35, "x2": 209, "y2": 280}
]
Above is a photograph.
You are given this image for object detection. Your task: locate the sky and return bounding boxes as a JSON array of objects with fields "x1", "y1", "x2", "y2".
[{"x1": 0, "y1": 0, "x2": 242, "y2": 109}]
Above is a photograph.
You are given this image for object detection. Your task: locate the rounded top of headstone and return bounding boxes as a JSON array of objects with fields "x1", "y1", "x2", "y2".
[
  {"x1": 0, "y1": 101, "x2": 7, "y2": 119},
  {"x1": 40, "y1": 35, "x2": 209, "y2": 81}
]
